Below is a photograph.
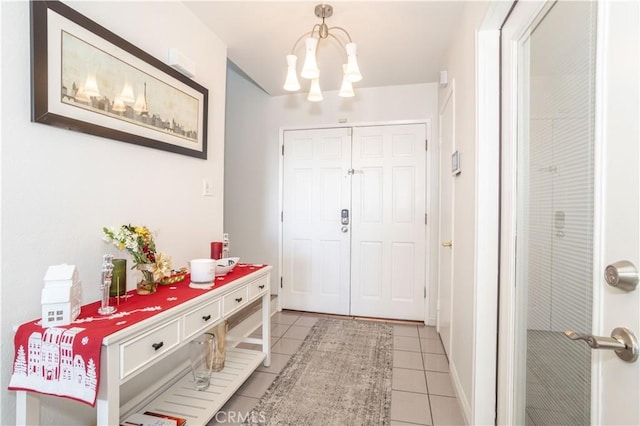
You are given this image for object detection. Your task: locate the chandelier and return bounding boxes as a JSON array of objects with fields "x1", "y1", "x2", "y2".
[{"x1": 283, "y1": 4, "x2": 362, "y2": 101}]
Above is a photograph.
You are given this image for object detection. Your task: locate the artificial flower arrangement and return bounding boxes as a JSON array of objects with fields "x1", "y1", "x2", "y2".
[{"x1": 102, "y1": 224, "x2": 172, "y2": 294}]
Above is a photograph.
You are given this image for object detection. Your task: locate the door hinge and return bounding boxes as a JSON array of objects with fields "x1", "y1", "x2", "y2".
[
  {"x1": 281, "y1": 211, "x2": 283, "y2": 222},
  {"x1": 280, "y1": 277, "x2": 283, "y2": 288},
  {"x1": 424, "y1": 287, "x2": 427, "y2": 298},
  {"x1": 282, "y1": 144, "x2": 284, "y2": 156},
  {"x1": 425, "y1": 139, "x2": 428, "y2": 151},
  {"x1": 425, "y1": 213, "x2": 428, "y2": 225}
]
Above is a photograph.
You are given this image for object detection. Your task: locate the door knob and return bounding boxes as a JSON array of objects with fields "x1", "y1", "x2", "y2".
[
  {"x1": 563, "y1": 327, "x2": 638, "y2": 362},
  {"x1": 341, "y1": 226, "x2": 349, "y2": 233},
  {"x1": 604, "y1": 260, "x2": 638, "y2": 291},
  {"x1": 442, "y1": 241, "x2": 452, "y2": 248}
]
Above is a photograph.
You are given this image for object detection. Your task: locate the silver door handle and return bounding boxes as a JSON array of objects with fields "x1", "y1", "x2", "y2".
[
  {"x1": 341, "y1": 226, "x2": 349, "y2": 233},
  {"x1": 563, "y1": 327, "x2": 638, "y2": 362}
]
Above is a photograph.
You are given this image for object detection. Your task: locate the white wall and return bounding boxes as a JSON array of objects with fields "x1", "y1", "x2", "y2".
[
  {"x1": 437, "y1": 0, "x2": 491, "y2": 422},
  {"x1": 0, "y1": 1, "x2": 227, "y2": 424},
  {"x1": 224, "y1": 67, "x2": 440, "y2": 321}
]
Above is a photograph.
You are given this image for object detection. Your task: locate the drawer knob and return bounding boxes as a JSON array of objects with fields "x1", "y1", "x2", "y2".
[
  {"x1": 258, "y1": 285, "x2": 265, "y2": 289},
  {"x1": 152, "y1": 342, "x2": 164, "y2": 351},
  {"x1": 202, "y1": 314, "x2": 211, "y2": 321},
  {"x1": 235, "y1": 297, "x2": 243, "y2": 303}
]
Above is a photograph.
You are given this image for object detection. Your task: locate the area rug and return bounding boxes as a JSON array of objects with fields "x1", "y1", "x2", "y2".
[{"x1": 246, "y1": 318, "x2": 393, "y2": 425}]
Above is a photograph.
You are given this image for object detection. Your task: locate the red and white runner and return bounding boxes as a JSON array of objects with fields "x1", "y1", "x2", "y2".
[{"x1": 8, "y1": 264, "x2": 266, "y2": 406}]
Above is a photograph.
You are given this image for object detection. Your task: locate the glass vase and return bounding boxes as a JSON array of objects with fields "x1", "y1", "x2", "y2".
[{"x1": 136, "y1": 263, "x2": 157, "y2": 295}]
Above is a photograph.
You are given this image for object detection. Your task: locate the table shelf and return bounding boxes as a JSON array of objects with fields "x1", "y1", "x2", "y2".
[{"x1": 139, "y1": 347, "x2": 266, "y2": 425}]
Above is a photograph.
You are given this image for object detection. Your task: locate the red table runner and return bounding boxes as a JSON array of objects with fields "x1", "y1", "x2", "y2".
[{"x1": 8, "y1": 264, "x2": 267, "y2": 406}]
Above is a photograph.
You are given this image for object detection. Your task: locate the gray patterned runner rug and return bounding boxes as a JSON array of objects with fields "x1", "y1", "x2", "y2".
[{"x1": 245, "y1": 318, "x2": 393, "y2": 426}]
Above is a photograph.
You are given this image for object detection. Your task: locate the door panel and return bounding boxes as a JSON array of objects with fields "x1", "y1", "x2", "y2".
[
  {"x1": 351, "y1": 124, "x2": 426, "y2": 320},
  {"x1": 282, "y1": 128, "x2": 351, "y2": 315},
  {"x1": 500, "y1": 0, "x2": 639, "y2": 424},
  {"x1": 283, "y1": 124, "x2": 427, "y2": 321}
]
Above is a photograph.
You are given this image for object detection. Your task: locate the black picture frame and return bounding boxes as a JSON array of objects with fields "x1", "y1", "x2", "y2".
[{"x1": 30, "y1": 0, "x2": 208, "y2": 159}]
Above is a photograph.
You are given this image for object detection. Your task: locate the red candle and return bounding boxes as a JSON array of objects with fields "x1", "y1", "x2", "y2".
[{"x1": 210, "y1": 242, "x2": 223, "y2": 260}]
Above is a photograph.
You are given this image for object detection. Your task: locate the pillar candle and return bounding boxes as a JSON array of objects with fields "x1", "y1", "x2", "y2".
[{"x1": 110, "y1": 258, "x2": 127, "y2": 296}]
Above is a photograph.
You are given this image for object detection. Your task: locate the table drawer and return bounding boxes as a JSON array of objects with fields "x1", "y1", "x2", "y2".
[
  {"x1": 248, "y1": 275, "x2": 269, "y2": 301},
  {"x1": 222, "y1": 285, "x2": 249, "y2": 316},
  {"x1": 120, "y1": 318, "x2": 181, "y2": 380},
  {"x1": 184, "y1": 298, "x2": 221, "y2": 340}
]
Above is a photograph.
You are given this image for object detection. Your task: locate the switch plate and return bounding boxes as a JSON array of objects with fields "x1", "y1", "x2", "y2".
[{"x1": 202, "y1": 179, "x2": 213, "y2": 196}]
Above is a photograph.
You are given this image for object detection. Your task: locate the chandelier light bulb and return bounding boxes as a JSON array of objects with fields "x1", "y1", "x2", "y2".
[
  {"x1": 301, "y1": 38, "x2": 320, "y2": 80},
  {"x1": 344, "y1": 43, "x2": 362, "y2": 82},
  {"x1": 283, "y1": 55, "x2": 301, "y2": 91},
  {"x1": 307, "y1": 77, "x2": 323, "y2": 102},
  {"x1": 339, "y1": 65, "x2": 355, "y2": 98}
]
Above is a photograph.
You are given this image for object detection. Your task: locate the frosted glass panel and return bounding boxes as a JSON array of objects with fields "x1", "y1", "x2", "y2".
[{"x1": 517, "y1": 2, "x2": 596, "y2": 425}]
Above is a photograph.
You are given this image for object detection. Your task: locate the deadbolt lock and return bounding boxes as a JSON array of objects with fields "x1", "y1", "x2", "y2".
[{"x1": 604, "y1": 260, "x2": 638, "y2": 291}]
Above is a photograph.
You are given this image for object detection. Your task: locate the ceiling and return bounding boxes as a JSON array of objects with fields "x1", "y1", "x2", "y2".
[{"x1": 184, "y1": 1, "x2": 465, "y2": 96}]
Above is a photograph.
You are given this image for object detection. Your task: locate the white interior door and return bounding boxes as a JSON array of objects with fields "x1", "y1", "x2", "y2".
[
  {"x1": 350, "y1": 124, "x2": 426, "y2": 321},
  {"x1": 282, "y1": 124, "x2": 427, "y2": 320},
  {"x1": 438, "y1": 89, "x2": 454, "y2": 356},
  {"x1": 281, "y1": 128, "x2": 351, "y2": 315},
  {"x1": 499, "y1": 1, "x2": 639, "y2": 424}
]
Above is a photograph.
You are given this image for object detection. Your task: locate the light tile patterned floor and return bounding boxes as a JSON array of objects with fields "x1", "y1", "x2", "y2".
[{"x1": 208, "y1": 311, "x2": 466, "y2": 426}]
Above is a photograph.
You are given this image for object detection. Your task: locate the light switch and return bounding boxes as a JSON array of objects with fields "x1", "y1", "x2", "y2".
[{"x1": 202, "y1": 179, "x2": 213, "y2": 196}]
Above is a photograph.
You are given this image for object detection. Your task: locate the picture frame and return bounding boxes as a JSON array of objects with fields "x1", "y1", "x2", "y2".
[
  {"x1": 30, "y1": 0, "x2": 208, "y2": 159},
  {"x1": 451, "y1": 150, "x2": 461, "y2": 175}
]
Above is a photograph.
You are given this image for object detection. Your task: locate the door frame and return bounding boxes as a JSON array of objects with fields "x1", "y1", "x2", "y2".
[{"x1": 277, "y1": 119, "x2": 435, "y2": 324}]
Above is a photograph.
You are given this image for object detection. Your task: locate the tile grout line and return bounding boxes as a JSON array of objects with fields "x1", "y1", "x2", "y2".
[{"x1": 418, "y1": 325, "x2": 436, "y2": 426}]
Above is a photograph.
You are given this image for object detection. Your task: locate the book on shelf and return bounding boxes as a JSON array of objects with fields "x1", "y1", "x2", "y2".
[
  {"x1": 120, "y1": 411, "x2": 183, "y2": 426},
  {"x1": 144, "y1": 411, "x2": 187, "y2": 426}
]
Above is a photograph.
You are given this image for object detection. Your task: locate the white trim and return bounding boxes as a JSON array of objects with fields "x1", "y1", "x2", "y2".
[
  {"x1": 590, "y1": 1, "x2": 607, "y2": 424},
  {"x1": 472, "y1": 27, "x2": 501, "y2": 426},
  {"x1": 497, "y1": 1, "x2": 548, "y2": 424}
]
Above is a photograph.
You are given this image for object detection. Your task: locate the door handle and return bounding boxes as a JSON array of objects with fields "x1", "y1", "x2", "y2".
[
  {"x1": 563, "y1": 327, "x2": 638, "y2": 362},
  {"x1": 442, "y1": 241, "x2": 452, "y2": 248}
]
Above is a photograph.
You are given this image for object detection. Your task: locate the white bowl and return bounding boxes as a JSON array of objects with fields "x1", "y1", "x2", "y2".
[{"x1": 215, "y1": 257, "x2": 240, "y2": 276}]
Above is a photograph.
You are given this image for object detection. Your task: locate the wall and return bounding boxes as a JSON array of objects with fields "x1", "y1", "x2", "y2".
[
  {"x1": 224, "y1": 67, "x2": 440, "y2": 322},
  {"x1": 0, "y1": 1, "x2": 227, "y2": 424},
  {"x1": 437, "y1": 0, "x2": 491, "y2": 422}
]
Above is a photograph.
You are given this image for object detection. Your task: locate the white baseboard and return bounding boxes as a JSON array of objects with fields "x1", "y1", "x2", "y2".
[{"x1": 449, "y1": 360, "x2": 471, "y2": 425}]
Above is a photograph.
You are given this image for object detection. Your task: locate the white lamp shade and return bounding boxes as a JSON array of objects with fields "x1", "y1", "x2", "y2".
[
  {"x1": 120, "y1": 84, "x2": 135, "y2": 103},
  {"x1": 339, "y1": 66, "x2": 355, "y2": 98},
  {"x1": 83, "y1": 74, "x2": 100, "y2": 98},
  {"x1": 307, "y1": 78, "x2": 323, "y2": 102},
  {"x1": 301, "y1": 38, "x2": 320, "y2": 80},
  {"x1": 345, "y1": 43, "x2": 362, "y2": 82},
  {"x1": 283, "y1": 55, "x2": 301, "y2": 91}
]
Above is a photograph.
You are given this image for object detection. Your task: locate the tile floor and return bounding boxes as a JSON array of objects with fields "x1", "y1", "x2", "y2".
[{"x1": 208, "y1": 311, "x2": 465, "y2": 426}]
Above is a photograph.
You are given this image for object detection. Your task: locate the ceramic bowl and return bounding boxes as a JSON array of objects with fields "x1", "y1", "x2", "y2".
[{"x1": 215, "y1": 257, "x2": 240, "y2": 276}]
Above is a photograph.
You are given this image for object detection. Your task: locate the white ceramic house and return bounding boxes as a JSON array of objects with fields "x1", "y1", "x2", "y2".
[{"x1": 41, "y1": 264, "x2": 82, "y2": 328}]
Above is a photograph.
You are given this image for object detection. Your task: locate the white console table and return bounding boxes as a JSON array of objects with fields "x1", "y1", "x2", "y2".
[{"x1": 16, "y1": 266, "x2": 272, "y2": 426}]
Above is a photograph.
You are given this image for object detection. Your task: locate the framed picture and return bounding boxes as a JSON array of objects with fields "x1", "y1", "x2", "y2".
[
  {"x1": 451, "y1": 150, "x2": 461, "y2": 175},
  {"x1": 30, "y1": 1, "x2": 208, "y2": 159}
]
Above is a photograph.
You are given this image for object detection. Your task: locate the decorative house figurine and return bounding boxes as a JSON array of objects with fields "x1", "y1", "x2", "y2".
[{"x1": 41, "y1": 264, "x2": 82, "y2": 328}]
